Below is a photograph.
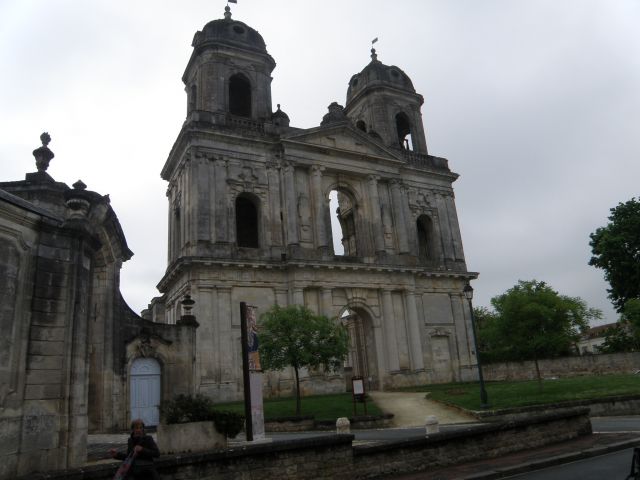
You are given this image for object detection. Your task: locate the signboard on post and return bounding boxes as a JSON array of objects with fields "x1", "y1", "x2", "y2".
[
  {"x1": 351, "y1": 376, "x2": 368, "y2": 415},
  {"x1": 240, "y1": 302, "x2": 265, "y2": 441}
]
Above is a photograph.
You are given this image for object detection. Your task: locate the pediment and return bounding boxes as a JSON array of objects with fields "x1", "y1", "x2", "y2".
[{"x1": 282, "y1": 124, "x2": 402, "y2": 161}]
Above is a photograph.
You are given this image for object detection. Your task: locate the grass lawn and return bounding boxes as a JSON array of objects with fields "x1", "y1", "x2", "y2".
[
  {"x1": 396, "y1": 374, "x2": 640, "y2": 411},
  {"x1": 215, "y1": 392, "x2": 382, "y2": 421}
]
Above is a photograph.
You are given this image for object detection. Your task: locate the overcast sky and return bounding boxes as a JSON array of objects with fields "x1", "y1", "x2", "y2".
[{"x1": 1, "y1": 0, "x2": 638, "y2": 326}]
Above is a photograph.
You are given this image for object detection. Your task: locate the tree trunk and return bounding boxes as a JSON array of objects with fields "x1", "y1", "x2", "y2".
[
  {"x1": 294, "y1": 366, "x2": 301, "y2": 416},
  {"x1": 534, "y1": 357, "x2": 543, "y2": 391}
]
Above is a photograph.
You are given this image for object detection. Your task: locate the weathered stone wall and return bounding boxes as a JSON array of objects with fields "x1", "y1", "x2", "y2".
[
  {"x1": 0, "y1": 173, "x2": 200, "y2": 478},
  {"x1": 17, "y1": 408, "x2": 590, "y2": 480},
  {"x1": 482, "y1": 352, "x2": 640, "y2": 381}
]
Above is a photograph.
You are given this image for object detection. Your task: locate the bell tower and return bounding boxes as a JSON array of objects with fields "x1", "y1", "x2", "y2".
[
  {"x1": 344, "y1": 47, "x2": 428, "y2": 154},
  {"x1": 183, "y1": 5, "x2": 275, "y2": 122},
  {"x1": 154, "y1": 8, "x2": 477, "y2": 402}
]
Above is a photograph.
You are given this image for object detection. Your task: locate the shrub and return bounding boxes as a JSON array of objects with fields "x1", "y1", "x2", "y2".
[{"x1": 161, "y1": 394, "x2": 244, "y2": 438}]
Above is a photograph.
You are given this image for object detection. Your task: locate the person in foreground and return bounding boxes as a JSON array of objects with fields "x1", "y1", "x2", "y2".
[{"x1": 109, "y1": 419, "x2": 160, "y2": 480}]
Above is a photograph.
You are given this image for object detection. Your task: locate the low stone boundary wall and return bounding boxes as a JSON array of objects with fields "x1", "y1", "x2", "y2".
[
  {"x1": 469, "y1": 395, "x2": 640, "y2": 422},
  {"x1": 483, "y1": 352, "x2": 640, "y2": 381},
  {"x1": 265, "y1": 414, "x2": 394, "y2": 432},
  {"x1": 19, "y1": 408, "x2": 591, "y2": 480},
  {"x1": 352, "y1": 408, "x2": 592, "y2": 478}
]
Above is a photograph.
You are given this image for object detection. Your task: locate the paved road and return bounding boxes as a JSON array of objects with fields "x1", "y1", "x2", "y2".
[
  {"x1": 504, "y1": 448, "x2": 637, "y2": 479},
  {"x1": 500, "y1": 417, "x2": 640, "y2": 480},
  {"x1": 592, "y1": 416, "x2": 640, "y2": 433}
]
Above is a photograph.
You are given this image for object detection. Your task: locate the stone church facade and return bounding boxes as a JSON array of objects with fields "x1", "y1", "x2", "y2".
[
  {"x1": 149, "y1": 6, "x2": 479, "y2": 402},
  {"x1": 0, "y1": 7, "x2": 479, "y2": 478}
]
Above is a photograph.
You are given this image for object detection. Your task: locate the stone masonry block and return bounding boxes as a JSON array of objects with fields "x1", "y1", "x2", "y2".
[
  {"x1": 26, "y1": 369, "x2": 62, "y2": 385},
  {"x1": 0, "y1": 417, "x2": 21, "y2": 454},
  {"x1": 35, "y1": 257, "x2": 68, "y2": 275},
  {"x1": 35, "y1": 269, "x2": 69, "y2": 288},
  {"x1": 27, "y1": 354, "x2": 63, "y2": 370},
  {"x1": 32, "y1": 298, "x2": 67, "y2": 315},
  {"x1": 29, "y1": 326, "x2": 66, "y2": 342},
  {"x1": 30, "y1": 311, "x2": 65, "y2": 326},
  {"x1": 37, "y1": 244, "x2": 71, "y2": 262},
  {"x1": 24, "y1": 384, "x2": 62, "y2": 400},
  {"x1": 33, "y1": 283, "x2": 64, "y2": 300},
  {"x1": 28, "y1": 340, "x2": 65, "y2": 356}
]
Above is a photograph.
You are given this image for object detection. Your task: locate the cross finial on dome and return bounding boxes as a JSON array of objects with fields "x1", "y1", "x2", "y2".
[
  {"x1": 225, "y1": 0, "x2": 237, "y2": 19},
  {"x1": 371, "y1": 37, "x2": 379, "y2": 62}
]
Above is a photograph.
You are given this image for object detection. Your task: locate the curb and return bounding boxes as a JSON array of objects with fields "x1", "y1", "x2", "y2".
[{"x1": 459, "y1": 438, "x2": 640, "y2": 479}]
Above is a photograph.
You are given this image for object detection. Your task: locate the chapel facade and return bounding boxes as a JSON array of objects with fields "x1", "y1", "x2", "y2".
[{"x1": 150, "y1": 6, "x2": 479, "y2": 401}]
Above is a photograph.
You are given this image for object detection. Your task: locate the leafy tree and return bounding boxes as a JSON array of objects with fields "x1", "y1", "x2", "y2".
[
  {"x1": 259, "y1": 305, "x2": 349, "y2": 416},
  {"x1": 473, "y1": 306, "x2": 502, "y2": 363},
  {"x1": 599, "y1": 323, "x2": 637, "y2": 353},
  {"x1": 600, "y1": 298, "x2": 640, "y2": 353},
  {"x1": 486, "y1": 280, "x2": 601, "y2": 388},
  {"x1": 589, "y1": 198, "x2": 640, "y2": 312}
]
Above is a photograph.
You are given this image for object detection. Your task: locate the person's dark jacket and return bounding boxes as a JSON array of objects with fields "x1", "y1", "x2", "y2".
[{"x1": 115, "y1": 434, "x2": 160, "y2": 473}]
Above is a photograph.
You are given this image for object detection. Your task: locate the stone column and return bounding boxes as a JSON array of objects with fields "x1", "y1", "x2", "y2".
[
  {"x1": 390, "y1": 180, "x2": 409, "y2": 254},
  {"x1": 367, "y1": 175, "x2": 386, "y2": 254},
  {"x1": 195, "y1": 153, "x2": 210, "y2": 242},
  {"x1": 266, "y1": 163, "x2": 283, "y2": 247},
  {"x1": 217, "y1": 287, "x2": 234, "y2": 382},
  {"x1": 310, "y1": 166, "x2": 327, "y2": 250},
  {"x1": 404, "y1": 290, "x2": 424, "y2": 371},
  {"x1": 321, "y1": 287, "x2": 333, "y2": 318},
  {"x1": 213, "y1": 157, "x2": 229, "y2": 243},
  {"x1": 292, "y1": 287, "x2": 304, "y2": 306},
  {"x1": 381, "y1": 289, "x2": 400, "y2": 372},
  {"x1": 283, "y1": 163, "x2": 299, "y2": 247}
]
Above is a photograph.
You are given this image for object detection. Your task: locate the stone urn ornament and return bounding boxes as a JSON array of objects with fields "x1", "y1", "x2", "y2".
[{"x1": 32, "y1": 132, "x2": 54, "y2": 172}]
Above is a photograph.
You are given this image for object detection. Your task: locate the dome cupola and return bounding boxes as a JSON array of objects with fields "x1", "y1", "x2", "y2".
[
  {"x1": 344, "y1": 47, "x2": 427, "y2": 154},
  {"x1": 183, "y1": 5, "x2": 276, "y2": 123}
]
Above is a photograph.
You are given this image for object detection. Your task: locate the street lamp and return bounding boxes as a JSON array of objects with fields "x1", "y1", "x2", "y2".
[{"x1": 463, "y1": 283, "x2": 489, "y2": 409}]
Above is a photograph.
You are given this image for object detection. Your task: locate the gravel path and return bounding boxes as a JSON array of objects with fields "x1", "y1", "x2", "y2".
[{"x1": 368, "y1": 391, "x2": 477, "y2": 427}]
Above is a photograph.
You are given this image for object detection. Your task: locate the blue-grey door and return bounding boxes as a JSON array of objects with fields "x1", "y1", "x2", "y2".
[{"x1": 130, "y1": 358, "x2": 161, "y2": 426}]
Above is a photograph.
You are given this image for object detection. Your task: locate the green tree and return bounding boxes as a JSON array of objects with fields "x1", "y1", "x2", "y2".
[
  {"x1": 259, "y1": 305, "x2": 349, "y2": 416},
  {"x1": 487, "y1": 280, "x2": 601, "y2": 388},
  {"x1": 600, "y1": 298, "x2": 640, "y2": 353},
  {"x1": 589, "y1": 198, "x2": 640, "y2": 312},
  {"x1": 474, "y1": 306, "x2": 502, "y2": 363}
]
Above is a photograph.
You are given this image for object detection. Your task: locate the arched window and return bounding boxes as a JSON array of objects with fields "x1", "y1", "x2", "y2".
[
  {"x1": 356, "y1": 120, "x2": 367, "y2": 132},
  {"x1": 417, "y1": 214, "x2": 434, "y2": 263},
  {"x1": 395, "y1": 112, "x2": 413, "y2": 150},
  {"x1": 236, "y1": 194, "x2": 259, "y2": 248},
  {"x1": 329, "y1": 189, "x2": 358, "y2": 256},
  {"x1": 229, "y1": 74, "x2": 252, "y2": 117}
]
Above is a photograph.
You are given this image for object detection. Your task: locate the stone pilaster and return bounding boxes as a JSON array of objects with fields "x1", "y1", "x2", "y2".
[
  {"x1": 213, "y1": 157, "x2": 229, "y2": 244},
  {"x1": 404, "y1": 290, "x2": 424, "y2": 371},
  {"x1": 311, "y1": 166, "x2": 327, "y2": 250},
  {"x1": 217, "y1": 287, "x2": 233, "y2": 382},
  {"x1": 283, "y1": 163, "x2": 299, "y2": 247},
  {"x1": 381, "y1": 289, "x2": 400, "y2": 372},
  {"x1": 367, "y1": 175, "x2": 385, "y2": 254},
  {"x1": 390, "y1": 180, "x2": 409, "y2": 254}
]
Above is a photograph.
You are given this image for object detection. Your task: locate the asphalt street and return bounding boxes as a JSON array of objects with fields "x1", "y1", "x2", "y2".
[
  {"x1": 499, "y1": 417, "x2": 640, "y2": 479},
  {"x1": 503, "y1": 448, "x2": 637, "y2": 479}
]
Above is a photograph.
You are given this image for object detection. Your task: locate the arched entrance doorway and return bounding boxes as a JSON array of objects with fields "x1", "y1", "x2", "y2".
[
  {"x1": 342, "y1": 308, "x2": 379, "y2": 391},
  {"x1": 130, "y1": 358, "x2": 161, "y2": 426}
]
